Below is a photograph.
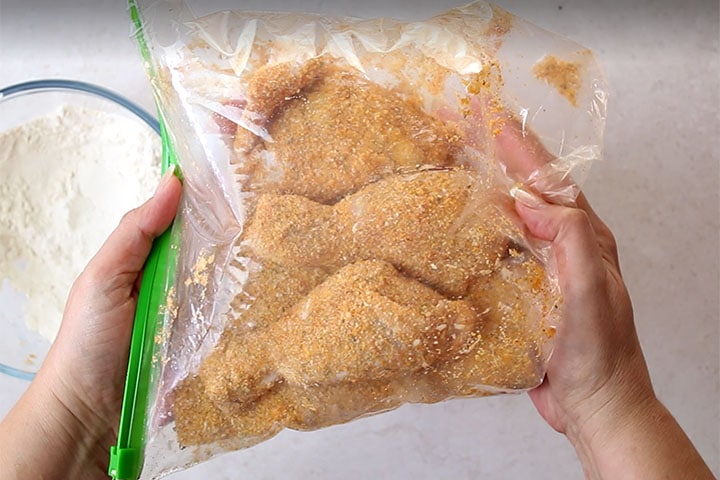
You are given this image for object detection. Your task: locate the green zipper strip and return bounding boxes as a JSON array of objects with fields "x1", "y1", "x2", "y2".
[
  {"x1": 128, "y1": 0, "x2": 152, "y2": 68},
  {"x1": 108, "y1": 220, "x2": 171, "y2": 480},
  {"x1": 109, "y1": 122, "x2": 179, "y2": 480},
  {"x1": 109, "y1": 2, "x2": 180, "y2": 478}
]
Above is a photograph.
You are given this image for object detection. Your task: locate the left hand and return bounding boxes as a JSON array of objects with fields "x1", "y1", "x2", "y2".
[{"x1": 0, "y1": 167, "x2": 181, "y2": 479}]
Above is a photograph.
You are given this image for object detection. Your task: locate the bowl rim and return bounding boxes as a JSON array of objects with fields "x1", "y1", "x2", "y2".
[
  {"x1": 0, "y1": 79, "x2": 159, "y2": 381},
  {"x1": 0, "y1": 79, "x2": 160, "y2": 134}
]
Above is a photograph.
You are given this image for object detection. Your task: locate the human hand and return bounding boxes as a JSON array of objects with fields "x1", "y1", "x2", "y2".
[
  {"x1": 0, "y1": 167, "x2": 182, "y2": 479},
  {"x1": 498, "y1": 120, "x2": 714, "y2": 479},
  {"x1": 497, "y1": 119, "x2": 653, "y2": 440},
  {"x1": 515, "y1": 185, "x2": 654, "y2": 440}
]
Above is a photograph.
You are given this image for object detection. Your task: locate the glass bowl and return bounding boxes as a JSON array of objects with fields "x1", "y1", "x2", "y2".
[{"x1": 0, "y1": 80, "x2": 160, "y2": 381}]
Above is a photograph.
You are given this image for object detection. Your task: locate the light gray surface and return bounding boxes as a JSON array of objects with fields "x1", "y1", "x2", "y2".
[{"x1": 0, "y1": 1, "x2": 718, "y2": 478}]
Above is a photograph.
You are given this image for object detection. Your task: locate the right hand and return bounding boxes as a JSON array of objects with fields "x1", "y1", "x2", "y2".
[
  {"x1": 515, "y1": 192, "x2": 654, "y2": 441},
  {"x1": 497, "y1": 119, "x2": 655, "y2": 441},
  {"x1": 499, "y1": 119, "x2": 714, "y2": 479}
]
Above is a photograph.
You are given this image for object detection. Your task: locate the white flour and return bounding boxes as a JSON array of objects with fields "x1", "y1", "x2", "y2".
[{"x1": 0, "y1": 104, "x2": 161, "y2": 342}]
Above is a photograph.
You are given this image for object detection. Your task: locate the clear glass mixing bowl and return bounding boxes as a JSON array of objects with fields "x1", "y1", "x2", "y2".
[{"x1": 0, "y1": 80, "x2": 159, "y2": 381}]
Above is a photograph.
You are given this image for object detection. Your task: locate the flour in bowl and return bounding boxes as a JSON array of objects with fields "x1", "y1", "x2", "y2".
[{"x1": 0, "y1": 104, "x2": 161, "y2": 342}]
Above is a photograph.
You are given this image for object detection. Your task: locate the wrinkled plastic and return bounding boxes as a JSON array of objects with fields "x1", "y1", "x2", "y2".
[{"x1": 129, "y1": 1, "x2": 607, "y2": 478}]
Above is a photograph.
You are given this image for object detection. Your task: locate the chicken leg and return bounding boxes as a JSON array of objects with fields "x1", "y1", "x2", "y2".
[
  {"x1": 233, "y1": 60, "x2": 460, "y2": 203},
  {"x1": 244, "y1": 168, "x2": 518, "y2": 297},
  {"x1": 195, "y1": 260, "x2": 478, "y2": 405}
]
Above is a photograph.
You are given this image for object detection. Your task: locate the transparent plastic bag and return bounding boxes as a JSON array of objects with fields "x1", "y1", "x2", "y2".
[{"x1": 110, "y1": 1, "x2": 607, "y2": 478}]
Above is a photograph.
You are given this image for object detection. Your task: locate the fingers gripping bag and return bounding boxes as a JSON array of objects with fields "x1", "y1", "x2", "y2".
[{"x1": 110, "y1": 1, "x2": 608, "y2": 478}]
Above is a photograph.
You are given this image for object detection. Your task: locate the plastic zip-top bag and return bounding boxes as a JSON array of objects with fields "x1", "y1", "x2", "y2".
[{"x1": 109, "y1": 1, "x2": 608, "y2": 478}]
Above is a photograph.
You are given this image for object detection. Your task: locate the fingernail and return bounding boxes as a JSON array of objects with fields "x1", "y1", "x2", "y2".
[
  {"x1": 510, "y1": 185, "x2": 546, "y2": 209},
  {"x1": 155, "y1": 164, "x2": 177, "y2": 196}
]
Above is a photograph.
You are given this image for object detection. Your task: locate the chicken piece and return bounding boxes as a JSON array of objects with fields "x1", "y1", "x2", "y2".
[
  {"x1": 241, "y1": 58, "x2": 325, "y2": 127},
  {"x1": 225, "y1": 254, "x2": 330, "y2": 332},
  {"x1": 433, "y1": 253, "x2": 557, "y2": 394},
  {"x1": 173, "y1": 376, "x2": 402, "y2": 447},
  {"x1": 193, "y1": 260, "x2": 478, "y2": 405},
  {"x1": 172, "y1": 250, "x2": 552, "y2": 448},
  {"x1": 173, "y1": 379, "x2": 294, "y2": 448},
  {"x1": 276, "y1": 260, "x2": 477, "y2": 385},
  {"x1": 244, "y1": 168, "x2": 518, "y2": 297},
  {"x1": 172, "y1": 255, "x2": 552, "y2": 448},
  {"x1": 233, "y1": 59, "x2": 460, "y2": 203}
]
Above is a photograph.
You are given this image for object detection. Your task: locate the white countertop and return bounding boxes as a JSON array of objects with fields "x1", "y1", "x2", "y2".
[{"x1": 1, "y1": 1, "x2": 718, "y2": 478}]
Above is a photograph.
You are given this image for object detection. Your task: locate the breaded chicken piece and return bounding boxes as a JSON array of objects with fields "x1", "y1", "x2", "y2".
[
  {"x1": 240, "y1": 58, "x2": 325, "y2": 127},
  {"x1": 174, "y1": 373, "x2": 404, "y2": 447},
  {"x1": 193, "y1": 260, "x2": 477, "y2": 405},
  {"x1": 173, "y1": 380, "x2": 294, "y2": 448},
  {"x1": 244, "y1": 169, "x2": 517, "y2": 297},
  {"x1": 452, "y1": 253, "x2": 557, "y2": 390},
  {"x1": 225, "y1": 254, "x2": 330, "y2": 332},
  {"x1": 233, "y1": 60, "x2": 460, "y2": 203},
  {"x1": 172, "y1": 255, "x2": 553, "y2": 447}
]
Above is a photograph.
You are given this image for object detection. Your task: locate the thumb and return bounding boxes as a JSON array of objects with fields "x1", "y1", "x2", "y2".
[
  {"x1": 512, "y1": 187, "x2": 605, "y2": 297},
  {"x1": 82, "y1": 167, "x2": 182, "y2": 283}
]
